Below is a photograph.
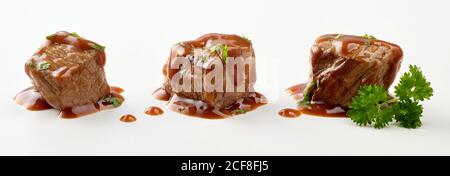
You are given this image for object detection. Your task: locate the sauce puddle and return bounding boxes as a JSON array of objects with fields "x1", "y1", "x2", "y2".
[
  {"x1": 14, "y1": 87, "x2": 52, "y2": 111},
  {"x1": 152, "y1": 88, "x2": 170, "y2": 101},
  {"x1": 153, "y1": 88, "x2": 267, "y2": 119},
  {"x1": 14, "y1": 86, "x2": 125, "y2": 119},
  {"x1": 282, "y1": 83, "x2": 348, "y2": 118},
  {"x1": 278, "y1": 108, "x2": 302, "y2": 118}
]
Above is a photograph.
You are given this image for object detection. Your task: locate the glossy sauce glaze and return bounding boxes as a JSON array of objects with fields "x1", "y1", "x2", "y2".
[
  {"x1": 36, "y1": 31, "x2": 105, "y2": 66},
  {"x1": 14, "y1": 86, "x2": 125, "y2": 119},
  {"x1": 152, "y1": 88, "x2": 171, "y2": 101},
  {"x1": 284, "y1": 83, "x2": 347, "y2": 118},
  {"x1": 120, "y1": 114, "x2": 137, "y2": 123},
  {"x1": 156, "y1": 33, "x2": 266, "y2": 119},
  {"x1": 153, "y1": 88, "x2": 267, "y2": 119},
  {"x1": 14, "y1": 87, "x2": 52, "y2": 111},
  {"x1": 25, "y1": 31, "x2": 106, "y2": 80},
  {"x1": 145, "y1": 106, "x2": 164, "y2": 116},
  {"x1": 313, "y1": 34, "x2": 403, "y2": 90},
  {"x1": 278, "y1": 108, "x2": 302, "y2": 118}
]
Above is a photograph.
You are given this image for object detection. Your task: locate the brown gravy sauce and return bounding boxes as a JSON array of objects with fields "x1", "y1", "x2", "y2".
[
  {"x1": 120, "y1": 114, "x2": 136, "y2": 123},
  {"x1": 14, "y1": 87, "x2": 52, "y2": 111},
  {"x1": 145, "y1": 106, "x2": 164, "y2": 116},
  {"x1": 156, "y1": 34, "x2": 265, "y2": 119},
  {"x1": 284, "y1": 83, "x2": 347, "y2": 118},
  {"x1": 14, "y1": 86, "x2": 125, "y2": 119},
  {"x1": 278, "y1": 108, "x2": 302, "y2": 118},
  {"x1": 44, "y1": 31, "x2": 106, "y2": 66},
  {"x1": 152, "y1": 88, "x2": 171, "y2": 101},
  {"x1": 153, "y1": 88, "x2": 267, "y2": 119}
]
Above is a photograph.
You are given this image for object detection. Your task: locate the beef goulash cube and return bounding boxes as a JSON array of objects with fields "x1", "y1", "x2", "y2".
[
  {"x1": 162, "y1": 33, "x2": 256, "y2": 109},
  {"x1": 303, "y1": 34, "x2": 403, "y2": 107},
  {"x1": 25, "y1": 31, "x2": 110, "y2": 110}
]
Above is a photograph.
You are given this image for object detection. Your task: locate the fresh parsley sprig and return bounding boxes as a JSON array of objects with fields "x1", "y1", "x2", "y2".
[{"x1": 348, "y1": 65, "x2": 433, "y2": 129}]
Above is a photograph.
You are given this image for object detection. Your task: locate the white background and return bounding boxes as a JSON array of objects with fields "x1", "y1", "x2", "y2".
[{"x1": 1, "y1": 0, "x2": 449, "y2": 155}]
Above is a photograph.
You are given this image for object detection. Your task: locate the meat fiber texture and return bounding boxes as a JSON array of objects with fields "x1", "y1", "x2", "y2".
[
  {"x1": 306, "y1": 34, "x2": 403, "y2": 107},
  {"x1": 26, "y1": 32, "x2": 110, "y2": 110},
  {"x1": 163, "y1": 33, "x2": 256, "y2": 109}
]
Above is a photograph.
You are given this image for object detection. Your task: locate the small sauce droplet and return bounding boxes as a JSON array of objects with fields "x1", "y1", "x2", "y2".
[
  {"x1": 14, "y1": 86, "x2": 126, "y2": 119},
  {"x1": 120, "y1": 114, "x2": 136, "y2": 123},
  {"x1": 278, "y1": 108, "x2": 302, "y2": 118},
  {"x1": 110, "y1": 86, "x2": 124, "y2": 94},
  {"x1": 145, "y1": 106, "x2": 164, "y2": 116}
]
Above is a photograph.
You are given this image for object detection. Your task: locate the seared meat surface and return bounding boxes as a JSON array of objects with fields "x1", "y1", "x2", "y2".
[
  {"x1": 26, "y1": 31, "x2": 110, "y2": 110},
  {"x1": 305, "y1": 34, "x2": 403, "y2": 107},
  {"x1": 163, "y1": 33, "x2": 256, "y2": 109}
]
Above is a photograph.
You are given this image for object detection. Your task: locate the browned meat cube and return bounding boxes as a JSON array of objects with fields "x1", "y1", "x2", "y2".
[
  {"x1": 305, "y1": 34, "x2": 403, "y2": 107},
  {"x1": 163, "y1": 33, "x2": 256, "y2": 109},
  {"x1": 25, "y1": 31, "x2": 110, "y2": 110}
]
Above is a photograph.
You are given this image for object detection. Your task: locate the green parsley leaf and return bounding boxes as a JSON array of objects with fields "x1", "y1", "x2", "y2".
[
  {"x1": 297, "y1": 80, "x2": 317, "y2": 108},
  {"x1": 347, "y1": 65, "x2": 433, "y2": 129},
  {"x1": 394, "y1": 99, "x2": 423, "y2": 129},
  {"x1": 395, "y1": 65, "x2": 433, "y2": 102},
  {"x1": 69, "y1": 32, "x2": 82, "y2": 38},
  {"x1": 347, "y1": 85, "x2": 393, "y2": 128},
  {"x1": 232, "y1": 109, "x2": 247, "y2": 115},
  {"x1": 362, "y1": 34, "x2": 376, "y2": 46},
  {"x1": 38, "y1": 61, "x2": 51, "y2": 71},
  {"x1": 214, "y1": 44, "x2": 228, "y2": 63},
  {"x1": 102, "y1": 96, "x2": 123, "y2": 107},
  {"x1": 46, "y1": 34, "x2": 56, "y2": 40},
  {"x1": 298, "y1": 96, "x2": 311, "y2": 108},
  {"x1": 27, "y1": 61, "x2": 35, "y2": 68},
  {"x1": 91, "y1": 43, "x2": 106, "y2": 51},
  {"x1": 362, "y1": 34, "x2": 376, "y2": 40}
]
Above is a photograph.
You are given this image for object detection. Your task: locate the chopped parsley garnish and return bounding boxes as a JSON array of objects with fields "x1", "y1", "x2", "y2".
[
  {"x1": 91, "y1": 43, "x2": 106, "y2": 51},
  {"x1": 214, "y1": 44, "x2": 228, "y2": 63},
  {"x1": 362, "y1": 34, "x2": 376, "y2": 40},
  {"x1": 27, "y1": 61, "x2": 35, "y2": 68},
  {"x1": 38, "y1": 61, "x2": 50, "y2": 71},
  {"x1": 102, "y1": 96, "x2": 123, "y2": 107},
  {"x1": 69, "y1": 32, "x2": 82, "y2": 38},
  {"x1": 362, "y1": 34, "x2": 376, "y2": 46},
  {"x1": 46, "y1": 34, "x2": 56, "y2": 40},
  {"x1": 298, "y1": 80, "x2": 318, "y2": 109},
  {"x1": 232, "y1": 109, "x2": 247, "y2": 115},
  {"x1": 348, "y1": 65, "x2": 433, "y2": 129}
]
